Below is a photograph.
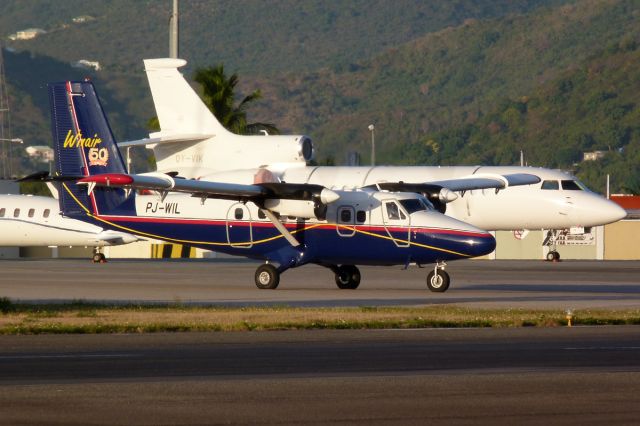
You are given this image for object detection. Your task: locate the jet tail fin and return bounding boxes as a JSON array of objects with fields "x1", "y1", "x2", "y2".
[
  {"x1": 144, "y1": 58, "x2": 229, "y2": 137},
  {"x1": 49, "y1": 81, "x2": 133, "y2": 217}
]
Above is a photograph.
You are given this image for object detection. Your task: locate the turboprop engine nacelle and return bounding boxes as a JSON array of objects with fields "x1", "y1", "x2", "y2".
[{"x1": 264, "y1": 199, "x2": 318, "y2": 219}]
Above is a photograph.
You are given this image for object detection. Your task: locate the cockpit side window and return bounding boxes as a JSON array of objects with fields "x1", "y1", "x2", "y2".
[
  {"x1": 541, "y1": 180, "x2": 559, "y2": 190},
  {"x1": 385, "y1": 202, "x2": 400, "y2": 220},
  {"x1": 561, "y1": 180, "x2": 583, "y2": 190}
]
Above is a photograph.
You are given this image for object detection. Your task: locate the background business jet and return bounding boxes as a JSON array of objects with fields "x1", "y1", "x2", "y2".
[
  {"x1": 0, "y1": 192, "x2": 139, "y2": 262},
  {"x1": 119, "y1": 58, "x2": 625, "y2": 260}
]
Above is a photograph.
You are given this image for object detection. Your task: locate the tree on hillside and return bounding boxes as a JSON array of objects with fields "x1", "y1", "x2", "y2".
[
  {"x1": 193, "y1": 65, "x2": 279, "y2": 135},
  {"x1": 147, "y1": 65, "x2": 279, "y2": 135}
]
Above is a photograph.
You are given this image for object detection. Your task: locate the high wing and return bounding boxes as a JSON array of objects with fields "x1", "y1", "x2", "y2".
[{"x1": 77, "y1": 172, "x2": 340, "y2": 205}]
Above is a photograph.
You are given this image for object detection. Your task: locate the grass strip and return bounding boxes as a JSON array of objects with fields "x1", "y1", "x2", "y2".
[{"x1": 1, "y1": 297, "x2": 639, "y2": 334}]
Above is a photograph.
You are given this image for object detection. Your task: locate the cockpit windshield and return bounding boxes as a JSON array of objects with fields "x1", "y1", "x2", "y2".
[
  {"x1": 561, "y1": 180, "x2": 586, "y2": 191},
  {"x1": 541, "y1": 179, "x2": 587, "y2": 191},
  {"x1": 399, "y1": 198, "x2": 434, "y2": 214}
]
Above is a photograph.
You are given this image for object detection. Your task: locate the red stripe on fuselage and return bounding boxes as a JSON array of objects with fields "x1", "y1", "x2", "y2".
[{"x1": 96, "y1": 214, "x2": 489, "y2": 238}]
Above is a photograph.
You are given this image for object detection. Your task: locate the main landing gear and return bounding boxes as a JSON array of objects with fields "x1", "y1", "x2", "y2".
[
  {"x1": 253, "y1": 262, "x2": 452, "y2": 292},
  {"x1": 255, "y1": 263, "x2": 280, "y2": 289},
  {"x1": 426, "y1": 262, "x2": 450, "y2": 292},
  {"x1": 333, "y1": 265, "x2": 361, "y2": 290}
]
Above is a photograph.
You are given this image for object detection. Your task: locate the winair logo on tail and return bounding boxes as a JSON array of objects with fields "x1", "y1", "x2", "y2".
[{"x1": 63, "y1": 130, "x2": 109, "y2": 166}]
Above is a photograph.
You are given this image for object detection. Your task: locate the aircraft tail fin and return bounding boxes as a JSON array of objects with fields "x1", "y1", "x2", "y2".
[
  {"x1": 49, "y1": 81, "x2": 134, "y2": 217},
  {"x1": 144, "y1": 58, "x2": 230, "y2": 137}
]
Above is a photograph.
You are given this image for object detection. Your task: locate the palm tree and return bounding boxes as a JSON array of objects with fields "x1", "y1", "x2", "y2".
[{"x1": 193, "y1": 65, "x2": 279, "y2": 135}]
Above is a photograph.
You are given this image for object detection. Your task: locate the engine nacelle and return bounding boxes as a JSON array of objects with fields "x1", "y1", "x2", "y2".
[{"x1": 264, "y1": 199, "x2": 318, "y2": 219}]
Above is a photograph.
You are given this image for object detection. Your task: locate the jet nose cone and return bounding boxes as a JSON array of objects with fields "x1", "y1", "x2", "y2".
[{"x1": 604, "y1": 200, "x2": 627, "y2": 223}]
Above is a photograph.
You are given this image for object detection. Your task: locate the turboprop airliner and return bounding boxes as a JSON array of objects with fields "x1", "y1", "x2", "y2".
[
  {"x1": 40, "y1": 80, "x2": 497, "y2": 291},
  {"x1": 0, "y1": 192, "x2": 139, "y2": 262},
  {"x1": 121, "y1": 58, "x2": 626, "y2": 261}
]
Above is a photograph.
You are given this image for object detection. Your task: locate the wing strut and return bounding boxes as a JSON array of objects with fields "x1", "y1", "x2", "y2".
[{"x1": 261, "y1": 209, "x2": 300, "y2": 247}]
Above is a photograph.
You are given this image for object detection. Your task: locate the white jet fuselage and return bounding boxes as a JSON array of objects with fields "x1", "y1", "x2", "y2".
[
  {"x1": 0, "y1": 194, "x2": 137, "y2": 247},
  {"x1": 277, "y1": 166, "x2": 626, "y2": 230}
]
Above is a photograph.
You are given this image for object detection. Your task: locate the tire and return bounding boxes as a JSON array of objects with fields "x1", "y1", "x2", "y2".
[
  {"x1": 255, "y1": 264, "x2": 280, "y2": 289},
  {"x1": 92, "y1": 253, "x2": 104, "y2": 263},
  {"x1": 546, "y1": 251, "x2": 559, "y2": 262},
  {"x1": 426, "y1": 270, "x2": 450, "y2": 292},
  {"x1": 335, "y1": 265, "x2": 361, "y2": 289}
]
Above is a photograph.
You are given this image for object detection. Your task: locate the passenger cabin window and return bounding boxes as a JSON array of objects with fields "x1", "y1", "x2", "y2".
[
  {"x1": 43, "y1": 209, "x2": 50, "y2": 218},
  {"x1": 28, "y1": 208, "x2": 35, "y2": 218},
  {"x1": 561, "y1": 180, "x2": 583, "y2": 190},
  {"x1": 0, "y1": 208, "x2": 4, "y2": 217},
  {"x1": 234, "y1": 208, "x2": 244, "y2": 220},
  {"x1": 541, "y1": 180, "x2": 559, "y2": 190},
  {"x1": 13, "y1": 208, "x2": 20, "y2": 218},
  {"x1": 356, "y1": 210, "x2": 366, "y2": 223},
  {"x1": 340, "y1": 208, "x2": 352, "y2": 223}
]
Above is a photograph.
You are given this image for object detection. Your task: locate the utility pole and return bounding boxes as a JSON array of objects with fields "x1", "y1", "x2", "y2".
[
  {"x1": 169, "y1": 0, "x2": 179, "y2": 58},
  {"x1": 0, "y1": 44, "x2": 11, "y2": 178},
  {"x1": 368, "y1": 124, "x2": 375, "y2": 166}
]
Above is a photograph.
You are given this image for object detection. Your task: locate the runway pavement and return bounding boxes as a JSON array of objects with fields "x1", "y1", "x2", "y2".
[
  {"x1": 1, "y1": 327, "x2": 639, "y2": 424},
  {"x1": 1, "y1": 258, "x2": 639, "y2": 309},
  {"x1": 2, "y1": 259, "x2": 640, "y2": 424}
]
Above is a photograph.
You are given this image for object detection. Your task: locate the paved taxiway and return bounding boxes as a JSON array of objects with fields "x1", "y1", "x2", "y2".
[
  {"x1": 1, "y1": 259, "x2": 639, "y2": 308},
  {"x1": 1, "y1": 327, "x2": 640, "y2": 424}
]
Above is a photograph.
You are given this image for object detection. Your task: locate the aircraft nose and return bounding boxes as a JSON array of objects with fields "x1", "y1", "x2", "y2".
[
  {"x1": 465, "y1": 232, "x2": 496, "y2": 257},
  {"x1": 602, "y1": 199, "x2": 627, "y2": 223}
]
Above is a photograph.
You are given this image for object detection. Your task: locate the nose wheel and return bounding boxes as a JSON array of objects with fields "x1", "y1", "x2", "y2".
[
  {"x1": 426, "y1": 263, "x2": 450, "y2": 292},
  {"x1": 92, "y1": 249, "x2": 106, "y2": 263}
]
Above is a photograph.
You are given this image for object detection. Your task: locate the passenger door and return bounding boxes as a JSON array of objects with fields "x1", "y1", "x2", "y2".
[{"x1": 226, "y1": 203, "x2": 253, "y2": 248}]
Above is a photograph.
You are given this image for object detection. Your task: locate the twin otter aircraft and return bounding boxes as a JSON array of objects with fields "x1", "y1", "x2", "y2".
[{"x1": 37, "y1": 80, "x2": 522, "y2": 291}]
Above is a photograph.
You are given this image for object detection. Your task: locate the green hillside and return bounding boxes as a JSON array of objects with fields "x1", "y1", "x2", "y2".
[
  {"x1": 0, "y1": 0, "x2": 565, "y2": 75},
  {"x1": 243, "y1": 0, "x2": 640, "y2": 193},
  {"x1": 2, "y1": 0, "x2": 639, "y2": 194}
]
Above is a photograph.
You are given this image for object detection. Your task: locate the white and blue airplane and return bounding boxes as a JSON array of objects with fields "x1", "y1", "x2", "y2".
[
  {"x1": 120, "y1": 58, "x2": 626, "y2": 261},
  {"x1": 39, "y1": 80, "x2": 499, "y2": 291},
  {"x1": 0, "y1": 192, "x2": 138, "y2": 262}
]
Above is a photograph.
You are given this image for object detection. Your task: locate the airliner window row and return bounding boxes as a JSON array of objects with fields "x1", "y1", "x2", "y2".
[
  {"x1": 0, "y1": 208, "x2": 51, "y2": 218},
  {"x1": 541, "y1": 180, "x2": 586, "y2": 190}
]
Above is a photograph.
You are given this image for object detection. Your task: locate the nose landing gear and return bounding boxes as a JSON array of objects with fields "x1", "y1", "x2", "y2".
[{"x1": 426, "y1": 261, "x2": 450, "y2": 292}]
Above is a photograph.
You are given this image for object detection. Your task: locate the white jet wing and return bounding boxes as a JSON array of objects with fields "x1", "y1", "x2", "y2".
[{"x1": 429, "y1": 173, "x2": 541, "y2": 192}]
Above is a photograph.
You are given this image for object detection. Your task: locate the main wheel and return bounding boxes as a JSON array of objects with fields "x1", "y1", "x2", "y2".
[
  {"x1": 92, "y1": 252, "x2": 106, "y2": 263},
  {"x1": 426, "y1": 269, "x2": 450, "y2": 292},
  {"x1": 255, "y1": 264, "x2": 280, "y2": 289},
  {"x1": 334, "y1": 265, "x2": 361, "y2": 289}
]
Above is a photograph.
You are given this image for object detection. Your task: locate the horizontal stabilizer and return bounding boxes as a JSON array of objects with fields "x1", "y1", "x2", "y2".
[{"x1": 118, "y1": 133, "x2": 215, "y2": 148}]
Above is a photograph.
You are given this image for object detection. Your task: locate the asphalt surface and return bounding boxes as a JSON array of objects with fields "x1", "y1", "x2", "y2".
[
  {"x1": 2, "y1": 259, "x2": 640, "y2": 424},
  {"x1": 1, "y1": 327, "x2": 640, "y2": 425},
  {"x1": 1, "y1": 258, "x2": 639, "y2": 308}
]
